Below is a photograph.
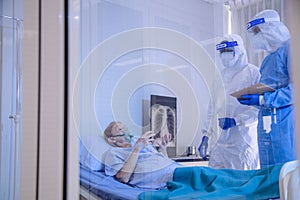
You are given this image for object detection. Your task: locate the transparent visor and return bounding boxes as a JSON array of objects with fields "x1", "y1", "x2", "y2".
[
  {"x1": 247, "y1": 18, "x2": 265, "y2": 30},
  {"x1": 247, "y1": 17, "x2": 280, "y2": 34},
  {"x1": 247, "y1": 18, "x2": 265, "y2": 35},
  {"x1": 216, "y1": 41, "x2": 238, "y2": 54}
]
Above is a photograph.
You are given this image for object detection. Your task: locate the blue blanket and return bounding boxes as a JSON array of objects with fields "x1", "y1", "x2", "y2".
[{"x1": 138, "y1": 164, "x2": 283, "y2": 200}]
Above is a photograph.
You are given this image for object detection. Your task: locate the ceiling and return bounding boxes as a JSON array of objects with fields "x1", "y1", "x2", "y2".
[{"x1": 224, "y1": 0, "x2": 262, "y2": 8}]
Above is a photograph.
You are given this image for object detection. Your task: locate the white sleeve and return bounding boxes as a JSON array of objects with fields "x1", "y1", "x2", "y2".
[{"x1": 202, "y1": 99, "x2": 213, "y2": 134}]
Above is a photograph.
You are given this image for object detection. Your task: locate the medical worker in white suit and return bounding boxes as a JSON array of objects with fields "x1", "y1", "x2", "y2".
[{"x1": 199, "y1": 34, "x2": 261, "y2": 170}]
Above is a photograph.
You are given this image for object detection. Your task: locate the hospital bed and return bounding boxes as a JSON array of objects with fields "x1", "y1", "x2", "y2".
[
  {"x1": 80, "y1": 160, "x2": 300, "y2": 200},
  {"x1": 79, "y1": 136, "x2": 299, "y2": 200},
  {"x1": 79, "y1": 164, "x2": 155, "y2": 200},
  {"x1": 79, "y1": 136, "x2": 156, "y2": 200}
]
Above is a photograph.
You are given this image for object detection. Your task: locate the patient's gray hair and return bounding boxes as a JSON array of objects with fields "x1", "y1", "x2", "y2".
[
  {"x1": 103, "y1": 121, "x2": 121, "y2": 146},
  {"x1": 104, "y1": 121, "x2": 117, "y2": 137}
]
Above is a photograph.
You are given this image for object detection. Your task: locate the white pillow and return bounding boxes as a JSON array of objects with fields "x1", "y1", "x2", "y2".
[{"x1": 79, "y1": 133, "x2": 111, "y2": 171}]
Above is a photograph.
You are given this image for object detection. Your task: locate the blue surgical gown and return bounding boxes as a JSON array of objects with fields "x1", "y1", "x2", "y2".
[{"x1": 258, "y1": 41, "x2": 297, "y2": 168}]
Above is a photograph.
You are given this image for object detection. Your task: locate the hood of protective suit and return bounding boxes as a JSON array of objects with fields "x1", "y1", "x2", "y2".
[
  {"x1": 248, "y1": 9, "x2": 290, "y2": 53},
  {"x1": 220, "y1": 34, "x2": 248, "y2": 71}
]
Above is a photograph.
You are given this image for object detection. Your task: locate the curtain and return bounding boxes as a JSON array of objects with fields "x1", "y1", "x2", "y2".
[{"x1": 227, "y1": 0, "x2": 285, "y2": 67}]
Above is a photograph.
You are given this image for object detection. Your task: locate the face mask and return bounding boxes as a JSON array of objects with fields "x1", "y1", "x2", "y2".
[
  {"x1": 124, "y1": 133, "x2": 133, "y2": 143},
  {"x1": 220, "y1": 52, "x2": 235, "y2": 67},
  {"x1": 110, "y1": 132, "x2": 133, "y2": 144},
  {"x1": 248, "y1": 32, "x2": 267, "y2": 50}
]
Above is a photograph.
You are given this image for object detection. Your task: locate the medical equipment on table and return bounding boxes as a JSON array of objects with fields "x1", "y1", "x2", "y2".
[{"x1": 186, "y1": 146, "x2": 196, "y2": 156}]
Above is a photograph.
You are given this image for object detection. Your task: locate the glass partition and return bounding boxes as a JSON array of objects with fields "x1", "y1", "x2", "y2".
[
  {"x1": 0, "y1": 15, "x2": 22, "y2": 200},
  {"x1": 70, "y1": 1, "x2": 224, "y2": 199},
  {"x1": 68, "y1": 0, "x2": 298, "y2": 199},
  {"x1": 72, "y1": 0, "x2": 224, "y2": 156}
]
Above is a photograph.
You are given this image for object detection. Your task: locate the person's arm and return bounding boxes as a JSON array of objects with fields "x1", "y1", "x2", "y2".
[
  {"x1": 263, "y1": 83, "x2": 293, "y2": 108},
  {"x1": 197, "y1": 97, "x2": 214, "y2": 160},
  {"x1": 115, "y1": 144, "x2": 141, "y2": 183},
  {"x1": 202, "y1": 99, "x2": 213, "y2": 134},
  {"x1": 262, "y1": 43, "x2": 293, "y2": 108},
  {"x1": 115, "y1": 131, "x2": 154, "y2": 183}
]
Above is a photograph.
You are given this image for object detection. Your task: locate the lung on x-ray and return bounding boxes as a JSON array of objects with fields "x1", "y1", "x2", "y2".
[{"x1": 150, "y1": 95, "x2": 176, "y2": 148}]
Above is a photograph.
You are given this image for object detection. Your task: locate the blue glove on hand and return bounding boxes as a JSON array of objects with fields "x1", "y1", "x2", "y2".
[
  {"x1": 238, "y1": 94, "x2": 260, "y2": 106},
  {"x1": 198, "y1": 136, "x2": 208, "y2": 160},
  {"x1": 218, "y1": 118, "x2": 236, "y2": 130}
]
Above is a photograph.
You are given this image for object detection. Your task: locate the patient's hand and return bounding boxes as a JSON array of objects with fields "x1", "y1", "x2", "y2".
[
  {"x1": 134, "y1": 131, "x2": 155, "y2": 150},
  {"x1": 116, "y1": 131, "x2": 154, "y2": 184},
  {"x1": 153, "y1": 134, "x2": 171, "y2": 157}
]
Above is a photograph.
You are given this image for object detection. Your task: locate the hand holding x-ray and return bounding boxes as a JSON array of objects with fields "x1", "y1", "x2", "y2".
[
  {"x1": 134, "y1": 131, "x2": 155, "y2": 150},
  {"x1": 153, "y1": 134, "x2": 172, "y2": 150}
]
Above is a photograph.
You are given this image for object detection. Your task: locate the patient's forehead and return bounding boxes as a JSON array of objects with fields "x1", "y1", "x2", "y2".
[
  {"x1": 111, "y1": 122, "x2": 127, "y2": 134},
  {"x1": 114, "y1": 122, "x2": 126, "y2": 129}
]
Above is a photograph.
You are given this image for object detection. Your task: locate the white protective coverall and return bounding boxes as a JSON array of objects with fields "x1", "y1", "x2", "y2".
[{"x1": 202, "y1": 34, "x2": 261, "y2": 170}]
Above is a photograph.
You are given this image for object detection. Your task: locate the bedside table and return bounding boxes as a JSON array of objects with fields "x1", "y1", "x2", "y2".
[{"x1": 171, "y1": 156, "x2": 209, "y2": 167}]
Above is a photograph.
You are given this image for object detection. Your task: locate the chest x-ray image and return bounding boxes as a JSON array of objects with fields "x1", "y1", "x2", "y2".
[{"x1": 150, "y1": 95, "x2": 176, "y2": 148}]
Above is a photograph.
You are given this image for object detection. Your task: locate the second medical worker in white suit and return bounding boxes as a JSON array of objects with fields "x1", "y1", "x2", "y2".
[{"x1": 199, "y1": 34, "x2": 261, "y2": 170}]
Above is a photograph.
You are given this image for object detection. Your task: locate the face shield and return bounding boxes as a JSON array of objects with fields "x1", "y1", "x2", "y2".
[
  {"x1": 216, "y1": 41, "x2": 237, "y2": 53},
  {"x1": 216, "y1": 40, "x2": 238, "y2": 67},
  {"x1": 247, "y1": 17, "x2": 280, "y2": 35},
  {"x1": 246, "y1": 15, "x2": 281, "y2": 51}
]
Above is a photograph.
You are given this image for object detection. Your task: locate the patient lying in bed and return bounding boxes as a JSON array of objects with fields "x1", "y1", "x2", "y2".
[
  {"x1": 102, "y1": 121, "x2": 285, "y2": 199},
  {"x1": 103, "y1": 121, "x2": 182, "y2": 189}
]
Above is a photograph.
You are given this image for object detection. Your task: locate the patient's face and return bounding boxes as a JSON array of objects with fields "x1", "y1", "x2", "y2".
[
  {"x1": 111, "y1": 122, "x2": 127, "y2": 134},
  {"x1": 109, "y1": 122, "x2": 131, "y2": 148}
]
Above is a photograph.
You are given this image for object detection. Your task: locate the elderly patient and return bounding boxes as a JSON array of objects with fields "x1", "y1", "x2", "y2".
[
  {"x1": 103, "y1": 121, "x2": 182, "y2": 189},
  {"x1": 103, "y1": 121, "x2": 284, "y2": 199}
]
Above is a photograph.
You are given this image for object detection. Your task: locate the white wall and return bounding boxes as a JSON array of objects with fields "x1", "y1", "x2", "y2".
[{"x1": 78, "y1": 0, "x2": 224, "y2": 156}]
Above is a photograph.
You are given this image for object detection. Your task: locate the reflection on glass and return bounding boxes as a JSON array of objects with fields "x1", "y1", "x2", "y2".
[
  {"x1": 0, "y1": 15, "x2": 23, "y2": 200},
  {"x1": 75, "y1": 0, "x2": 224, "y2": 199}
]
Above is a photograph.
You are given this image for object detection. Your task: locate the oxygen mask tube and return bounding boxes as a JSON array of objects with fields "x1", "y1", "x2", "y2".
[{"x1": 121, "y1": 128, "x2": 134, "y2": 143}]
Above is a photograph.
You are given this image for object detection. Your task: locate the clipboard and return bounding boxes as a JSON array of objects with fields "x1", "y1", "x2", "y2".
[{"x1": 230, "y1": 83, "x2": 275, "y2": 99}]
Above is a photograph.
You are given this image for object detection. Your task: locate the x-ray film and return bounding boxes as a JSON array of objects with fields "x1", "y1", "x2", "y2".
[{"x1": 150, "y1": 95, "x2": 176, "y2": 147}]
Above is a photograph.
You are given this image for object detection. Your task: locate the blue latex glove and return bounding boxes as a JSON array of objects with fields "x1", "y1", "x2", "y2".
[
  {"x1": 198, "y1": 136, "x2": 208, "y2": 160},
  {"x1": 238, "y1": 94, "x2": 260, "y2": 106},
  {"x1": 218, "y1": 118, "x2": 236, "y2": 130}
]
